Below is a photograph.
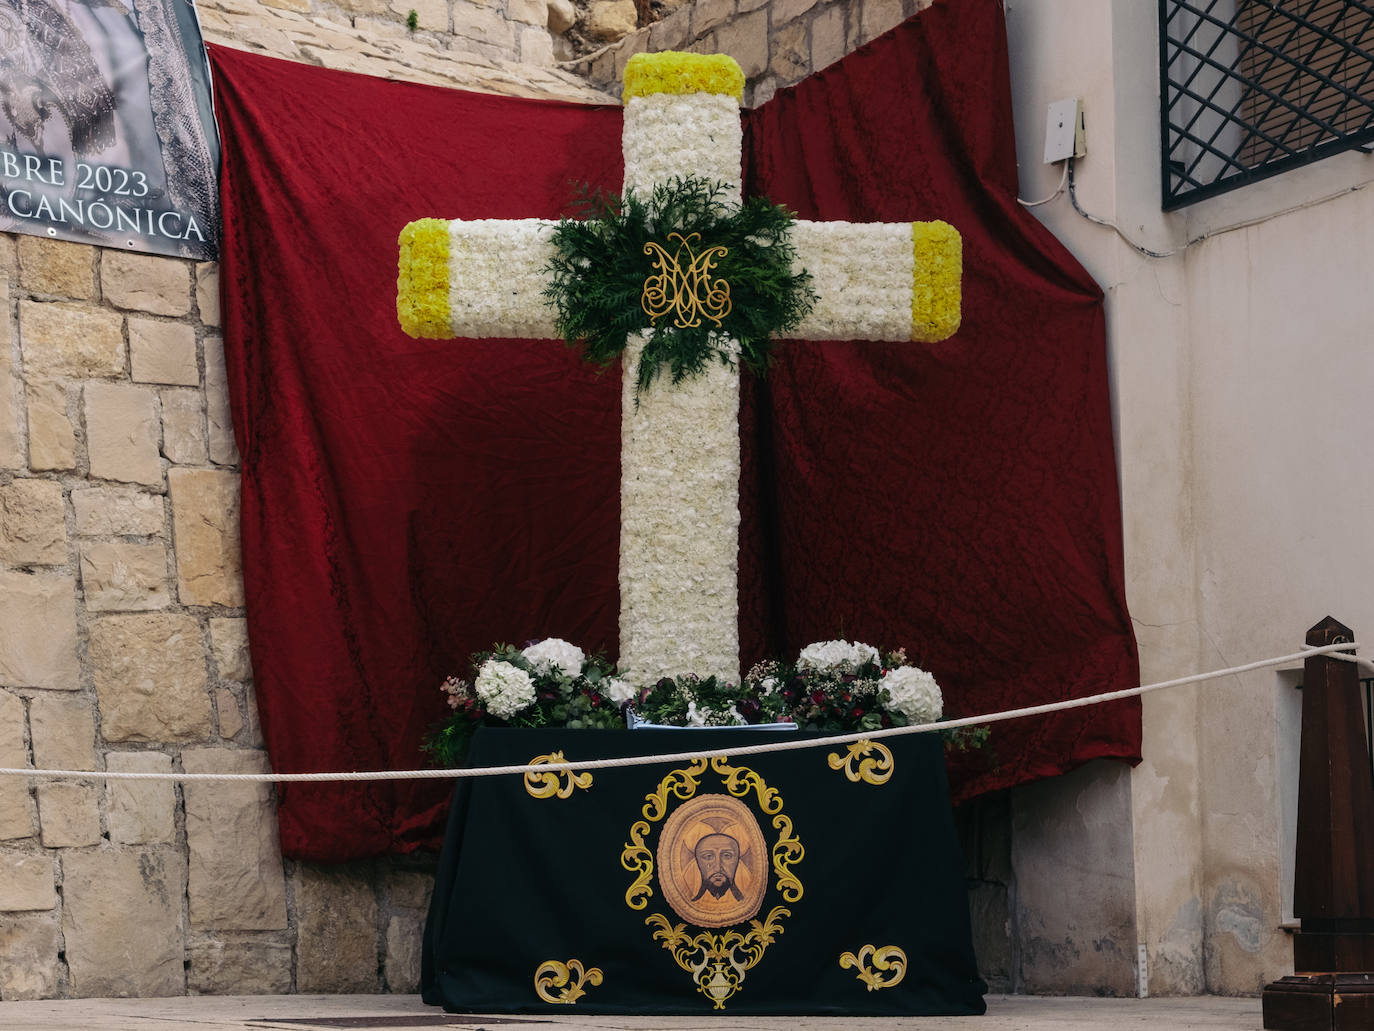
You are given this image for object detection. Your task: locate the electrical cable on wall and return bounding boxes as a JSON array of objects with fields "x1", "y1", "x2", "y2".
[{"x1": 1026, "y1": 156, "x2": 1374, "y2": 260}]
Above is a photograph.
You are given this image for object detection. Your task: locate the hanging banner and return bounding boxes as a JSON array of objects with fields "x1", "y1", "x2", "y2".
[{"x1": 0, "y1": 0, "x2": 220, "y2": 259}]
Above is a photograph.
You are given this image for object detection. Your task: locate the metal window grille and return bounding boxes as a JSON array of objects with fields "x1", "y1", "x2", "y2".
[{"x1": 1160, "y1": 0, "x2": 1374, "y2": 208}]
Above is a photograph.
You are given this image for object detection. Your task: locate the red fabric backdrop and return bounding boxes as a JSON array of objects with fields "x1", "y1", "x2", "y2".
[{"x1": 212, "y1": 0, "x2": 1140, "y2": 863}]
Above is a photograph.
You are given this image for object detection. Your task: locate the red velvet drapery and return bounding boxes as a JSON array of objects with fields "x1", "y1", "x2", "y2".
[{"x1": 212, "y1": 0, "x2": 1139, "y2": 862}]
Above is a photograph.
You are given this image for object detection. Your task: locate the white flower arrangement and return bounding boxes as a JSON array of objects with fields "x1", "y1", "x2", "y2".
[
  {"x1": 444, "y1": 218, "x2": 557, "y2": 340},
  {"x1": 786, "y1": 221, "x2": 914, "y2": 341},
  {"x1": 882, "y1": 665, "x2": 944, "y2": 723},
  {"x1": 796, "y1": 639, "x2": 882, "y2": 673},
  {"x1": 618, "y1": 330, "x2": 741, "y2": 688},
  {"x1": 622, "y1": 92, "x2": 742, "y2": 207},
  {"x1": 520, "y1": 637, "x2": 586, "y2": 677},
  {"x1": 428, "y1": 639, "x2": 983, "y2": 769},
  {"x1": 473, "y1": 658, "x2": 537, "y2": 720}
]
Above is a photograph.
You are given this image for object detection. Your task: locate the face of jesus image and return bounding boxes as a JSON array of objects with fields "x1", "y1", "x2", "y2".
[{"x1": 691, "y1": 832, "x2": 743, "y2": 902}]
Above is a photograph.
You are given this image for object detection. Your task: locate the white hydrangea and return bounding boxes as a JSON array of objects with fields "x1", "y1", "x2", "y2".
[
  {"x1": 796, "y1": 640, "x2": 881, "y2": 672},
  {"x1": 474, "y1": 659, "x2": 536, "y2": 720},
  {"x1": 882, "y1": 665, "x2": 943, "y2": 723},
  {"x1": 520, "y1": 638, "x2": 585, "y2": 677},
  {"x1": 602, "y1": 676, "x2": 637, "y2": 706}
]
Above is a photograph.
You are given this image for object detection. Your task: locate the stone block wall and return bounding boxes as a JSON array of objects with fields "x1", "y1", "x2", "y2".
[
  {"x1": 196, "y1": 0, "x2": 614, "y2": 100},
  {"x1": 571, "y1": 0, "x2": 929, "y2": 105},
  {"x1": 0, "y1": 235, "x2": 436, "y2": 1000}
]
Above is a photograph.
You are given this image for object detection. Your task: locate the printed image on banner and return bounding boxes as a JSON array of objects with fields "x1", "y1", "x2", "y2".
[{"x1": 0, "y1": 0, "x2": 220, "y2": 259}]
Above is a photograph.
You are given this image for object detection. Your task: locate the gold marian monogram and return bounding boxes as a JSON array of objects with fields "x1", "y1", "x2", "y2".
[
  {"x1": 620, "y1": 755, "x2": 804, "y2": 1009},
  {"x1": 839, "y1": 944, "x2": 908, "y2": 991},
  {"x1": 524, "y1": 751, "x2": 593, "y2": 800},
  {"x1": 641, "y1": 232, "x2": 732, "y2": 329},
  {"x1": 533, "y1": 958, "x2": 602, "y2": 1004},
  {"x1": 826, "y1": 740, "x2": 894, "y2": 786}
]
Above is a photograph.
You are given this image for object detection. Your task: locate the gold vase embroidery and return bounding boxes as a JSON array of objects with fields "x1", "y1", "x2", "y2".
[
  {"x1": 524, "y1": 751, "x2": 593, "y2": 799},
  {"x1": 839, "y1": 944, "x2": 907, "y2": 991},
  {"x1": 826, "y1": 739, "x2": 894, "y2": 786},
  {"x1": 641, "y1": 232, "x2": 732, "y2": 329},
  {"x1": 533, "y1": 959, "x2": 602, "y2": 1004}
]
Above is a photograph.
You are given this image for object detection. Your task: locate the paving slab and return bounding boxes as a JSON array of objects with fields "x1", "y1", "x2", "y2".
[{"x1": 0, "y1": 994, "x2": 1264, "y2": 1030}]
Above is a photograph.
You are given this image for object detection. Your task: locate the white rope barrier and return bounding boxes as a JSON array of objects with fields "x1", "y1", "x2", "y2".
[
  {"x1": 0, "y1": 641, "x2": 1358, "y2": 785},
  {"x1": 1302, "y1": 644, "x2": 1374, "y2": 674}
]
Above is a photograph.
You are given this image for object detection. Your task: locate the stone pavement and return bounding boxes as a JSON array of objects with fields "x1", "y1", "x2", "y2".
[{"x1": 0, "y1": 994, "x2": 1264, "y2": 1030}]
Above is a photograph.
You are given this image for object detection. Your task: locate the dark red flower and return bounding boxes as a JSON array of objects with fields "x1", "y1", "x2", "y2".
[{"x1": 811, "y1": 690, "x2": 825, "y2": 705}]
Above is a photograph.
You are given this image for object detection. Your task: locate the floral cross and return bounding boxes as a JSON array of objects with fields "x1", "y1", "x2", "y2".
[{"x1": 396, "y1": 52, "x2": 962, "y2": 688}]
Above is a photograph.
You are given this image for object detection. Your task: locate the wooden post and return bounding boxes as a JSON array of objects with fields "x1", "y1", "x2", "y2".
[{"x1": 1262, "y1": 616, "x2": 1374, "y2": 1030}]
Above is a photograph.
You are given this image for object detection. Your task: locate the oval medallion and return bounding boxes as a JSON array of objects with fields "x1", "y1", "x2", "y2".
[{"x1": 656, "y1": 793, "x2": 767, "y2": 928}]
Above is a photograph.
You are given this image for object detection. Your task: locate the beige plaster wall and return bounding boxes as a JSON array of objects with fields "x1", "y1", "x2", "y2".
[{"x1": 1004, "y1": 0, "x2": 1374, "y2": 998}]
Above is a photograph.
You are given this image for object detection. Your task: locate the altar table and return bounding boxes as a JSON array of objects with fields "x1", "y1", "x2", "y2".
[{"x1": 421, "y1": 727, "x2": 987, "y2": 1016}]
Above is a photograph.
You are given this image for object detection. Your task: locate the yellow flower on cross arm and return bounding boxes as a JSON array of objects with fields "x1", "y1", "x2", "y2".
[
  {"x1": 396, "y1": 217, "x2": 451, "y2": 339},
  {"x1": 910, "y1": 220, "x2": 962, "y2": 342}
]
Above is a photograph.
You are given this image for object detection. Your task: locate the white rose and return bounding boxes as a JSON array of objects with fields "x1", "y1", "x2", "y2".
[
  {"x1": 882, "y1": 665, "x2": 943, "y2": 723},
  {"x1": 474, "y1": 659, "x2": 536, "y2": 720},
  {"x1": 759, "y1": 676, "x2": 778, "y2": 696},
  {"x1": 603, "y1": 676, "x2": 636, "y2": 706},
  {"x1": 521, "y1": 638, "x2": 586, "y2": 677}
]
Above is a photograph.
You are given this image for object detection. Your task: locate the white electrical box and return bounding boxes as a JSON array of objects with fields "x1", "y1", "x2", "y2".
[{"x1": 1043, "y1": 98, "x2": 1086, "y2": 164}]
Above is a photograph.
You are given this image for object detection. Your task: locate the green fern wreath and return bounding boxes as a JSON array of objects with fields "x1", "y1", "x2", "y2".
[{"x1": 542, "y1": 176, "x2": 817, "y2": 394}]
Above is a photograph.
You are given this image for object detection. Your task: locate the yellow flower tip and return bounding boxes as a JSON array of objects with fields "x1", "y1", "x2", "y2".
[
  {"x1": 397, "y1": 218, "x2": 453, "y2": 339},
  {"x1": 622, "y1": 52, "x2": 745, "y2": 103},
  {"x1": 910, "y1": 220, "x2": 962, "y2": 343}
]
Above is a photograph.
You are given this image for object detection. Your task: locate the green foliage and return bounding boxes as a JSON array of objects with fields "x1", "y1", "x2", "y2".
[
  {"x1": 542, "y1": 177, "x2": 817, "y2": 395},
  {"x1": 422, "y1": 715, "x2": 478, "y2": 769},
  {"x1": 635, "y1": 673, "x2": 790, "y2": 727},
  {"x1": 941, "y1": 724, "x2": 992, "y2": 752},
  {"x1": 406, "y1": 8, "x2": 418, "y2": 30}
]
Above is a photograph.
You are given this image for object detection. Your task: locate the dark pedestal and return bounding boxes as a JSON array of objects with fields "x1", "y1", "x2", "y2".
[
  {"x1": 1263, "y1": 974, "x2": 1374, "y2": 1031},
  {"x1": 1262, "y1": 617, "x2": 1374, "y2": 1029}
]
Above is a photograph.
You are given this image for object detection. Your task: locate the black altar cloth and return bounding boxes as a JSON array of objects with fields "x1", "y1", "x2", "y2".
[{"x1": 421, "y1": 727, "x2": 987, "y2": 1015}]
